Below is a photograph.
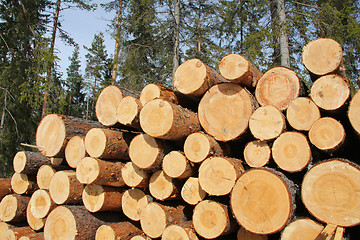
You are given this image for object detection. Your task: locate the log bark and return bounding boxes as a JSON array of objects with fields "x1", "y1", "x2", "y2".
[
  {"x1": 174, "y1": 58, "x2": 228, "y2": 97},
  {"x1": 0, "y1": 194, "x2": 30, "y2": 222},
  {"x1": 198, "y1": 83, "x2": 258, "y2": 142},
  {"x1": 121, "y1": 161, "x2": 149, "y2": 189},
  {"x1": 286, "y1": 97, "x2": 321, "y2": 131},
  {"x1": 219, "y1": 53, "x2": 262, "y2": 88},
  {"x1": 301, "y1": 158, "x2": 360, "y2": 227},
  {"x1": 139, "y1": 98, "x2": 201, "y2": 140},
  {"x1": 36, "y1": 164, "x2": 68, "y2": 190},
  {"x1": 82, "y1": 184, "x2": 124, "y2": 212},
  {"x1": 255, "y1": 66, "x2": 305, "y2": 111},
  {"x1": 149, "y1": 170, "x2": 181, "y2": 201},
  {"x1": 95, "y1": 222, "x2": 142, "y2": 240},
  {"x1": 162, "y1": 151, "x2": 194, "y2": 179},
  {"x1": 65, "y1": 136, "x2": 88, "y2": 169},
  {"x1": 2, "y1": 227, "x2": 37, "y2": 240},
  {"x1": 181, "y1": 177, "x2": 206, "y2": 205},
  {"x1": 84, "y1": 128, "x2": 134, "y2": 160},
  {"x1": 0, "y1": 178, "x2": 12, "y2": 200},
  {"x1": 281, "y1": 218, "x2": 323, "y2": 240},
  {"x1": 116, "y1": 96, "x2": 142, "y2": 130},
  {"x1": 29, "y1": 189, "x2": 56, "y2": 219},
  {"x1": 26, "y1": 198, "x2": 45, "y2": 231},
  {"x1": 13, "y1": 151, "x2": 51, "y2": 175},
  {"x1": 11, "y1": 173, "x2": 38, "y2": 195},
  {"x1": 162, "y1": 222, "x2": 199, "y2": 240},
  {"x1": 237, "y1": 227, "x2": 268, "y2": 240},
  {"x1": 243, "y1": 140, "x2": 271, "y2": 168},
  {"x1": 121, "y1": 188, "x2": 151, "y2": 221}
]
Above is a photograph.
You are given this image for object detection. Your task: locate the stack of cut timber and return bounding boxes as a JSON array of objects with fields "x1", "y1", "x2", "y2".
[{"x1": 1, "y1": 37, "x2": 360, "y2": 240}]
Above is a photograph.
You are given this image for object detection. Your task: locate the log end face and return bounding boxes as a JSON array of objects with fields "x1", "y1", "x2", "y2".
[
  {"x1": 149, "y1": 170, "x2": 174, "y2": 201},
  {"x1": 44, "y1": 206, "x2": 77, "y2": 240},
  {"x1": 140, "y1": 202, "x2": 167, "y2": 238},
  {"x1": 26, "y1": 200, "x2": 45, "y2": 231},
  {"x1": 65, "y1": 136, "x2": 86, "y2": 169},
  {"x1": 82, "y1": 184, "x2": 105, "y2": 213},
  {"x1": 139, "y1": 83, "x2": 161, "y2": 106},
  {"x1": 122, "y1": 188, "x2": 148, "y2": 221},
  {"x1": 219, "y1": 53, "x2": 249, "y2": 82},
  {"x1": 13, "y1": 151, "x2": 27, "y2": 173},
  {"x1": 37, "y1": 165, "x2": 56, "y2": 190},
  {"x1": 76, "y1": 157, "x2": 100, "y2": 185},
  {"x1": 243, "y1": 140, "x2": 271, "y2": 168},
  {"x1": 129, "y1": 134, "x2": 160, "y2": 169},
  {"x1": 30, "y1": 189, "x2": 52, "y2": 219},
  {"x1": 117, "y1": 96, "x2": 141, "y2": 125},
  {"x1": 181, "y1": 177, "x2": 206, "y2": 205},
  {"x1": 184, "y1": 132, "x2": 211, "y2": 163},
  {"x1": 163, "y1": 151, "x2": 188, "y2": 178},
  {"x1": 286, "y1": 97, "x2": 320, "y2": 131},
  {"x1": 95, "y1": 85, "x2": 124, "y2": 126},
  {"x1": 162, "y1": 225, "x2": 196, "y2": 240},
  {"x1": 11, "y1": 173, "x2": 30, "y2": 195},
  {"x1": 0, "y1": 195, "x2": 17, "y2": 222},
  {"x1": 95, "y1": 225, "x2": 116, "y2": 240},
  {"x1": 348, "y1": 90, "x2": 360, "y2": 135},
  {"x1": 49, "y1": 171, "x2": 72, "y2": 205},
  {"x1": 122, "y1": 162, "x2": 147, "y2": 188},
  {"x1": 281, "y1": 218, "x2": 323, "y2": 240},
  {"x1": 85, "y1": 128, "x2": 107, "y2": 158}
]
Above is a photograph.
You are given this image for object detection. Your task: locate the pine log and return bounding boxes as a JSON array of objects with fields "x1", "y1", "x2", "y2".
[
  {"x1": 308, "y1": 117, "x2": 345, "y2": 152},
  {"x1": 13, "y1": 151, "x2": 51, "y2": 175},
  {"x1": 19, "y1": 232, "x2": 45, "y2": 240},
  {"x1": 149, "y1": 170, "x2": 181, "y2": 201},
  {"x1": 255, "y1": 66, "x2": 305, "y2": 111},
  {"x1": 95, "y1": 222, "x2": 142, "y2": 240},
  {"x1": 230, "y1": 168, "x2": 296, "y2": 234},
  {"x1": 84, "y1": 128, "x2": 134, "y2": 160},
  {"x1": 95, "y1": 84, "x2": 139, "y2": 127},
  {"x1": 184, "y1": 132, "x2": 228, "y2": 163},
  {"x1": 76, "y1": 157, "x2": 125, "y2": 187},
  {"x1": 301, "y1": 158, "x2": 360, "y2": 227},
  {"x1": 11, "y1": 173, "x2": 38, "y2": 195},
  {"x1": 130, "y1": 235, "x2": 151, "y2": 240},
  {"x1": 243, "y1": 140, "x2": 271, "y2": 168},
  {"x1": 249, "y1": 105, "x2": 286, "y2": 141},
  {"x1": 281, "y1": 218, "x2": 323, "y2": 240},
  {"x1": 0, "y1": 222, "x2": 12, "y2": 238},
  {"x1": 162, "y1": 151, "x2": 194, "y2": 179},
  {"x1": 162, "y1": 222, "x2": 199, "y2": 240},
  {"x1": 0, "y1": 178, "x2": 13, "y2": 200},
  {"x1": 121, "y1": 161, "x2": 149, "y2": 189},
  {"x1": 219, "y1": 53, "x2": 262, "y2": 88},
  {"x1": 82, "y1": 184, "x2": 124, "y2": 212},
  {"x1": 29, "y1": 189, "x2": 56, "y2": 219},
  {"x1": 116, "y1": 96, "x2": 142, "y2": 130},
  {"x1": 302, "y1": 38, "x2": 344, "y2": 77},
  {"x1": 26, "y1": 198, "x2": 45, "y2": 231},
  {"x1": 64, "y1": 136, "x2": 88, "y2": 168},
  {"x1": 237, "y1": 227, "x2": 268, "y2": 240},
  {"x1": 272, "y1": 131, "x2": 312, "y2": 172},
  {"x1": 36, "y1": 165, "x2": 68, "y2": 190},
  {"x1": 0, "y1": 194, "x2": 30, "y2": 222},
  {"x1": 310, "y1": 74, "x2": 350, "y2": 113},
  {"x1": 180, "y1": 177, "x2": 206, "y2": 205},
  {"x1": 193, "y1": 200, "x2": 237, "y2": 239},
  {"x1": 49, "y1": 170, "x2": 84, "y2": 205},
  {"x1": 140, "y1": 202, "x2": 185, "y2": 238},
  {"x1": 198, "y1": 157, "x2": 244, "y2": 196},
  {"x1": 2, "y1": 227, "x2": 37, "y2": 240},
  {"x1": 286, "y1": 97, "x2": 321, "y2": 131},
  {"x1": 174, "y1": 58, "x2": 228, "y2": 97},
  {"x1": 50, "y1": 157, "x2": 64, "y2": 166},
  {"x1": 121, "y1": 188, "x2": 151, "y2": 221},
  {"x1": 139, "y1": 98, "x2": 201, "y2": 140},
  {"x1": 347, "y1": 89, "x2": 360, "y2": 136},
  {"x1": 36, "y1": 114, "x2": 103, "y2": 158},
  {"x1": 198, "y1": 83, "x2": 258, "y2": 142}
]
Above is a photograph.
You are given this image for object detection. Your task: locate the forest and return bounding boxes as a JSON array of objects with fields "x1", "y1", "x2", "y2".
[{"x1": 0, "y1": 0, "x2": 359, "y2": 177}]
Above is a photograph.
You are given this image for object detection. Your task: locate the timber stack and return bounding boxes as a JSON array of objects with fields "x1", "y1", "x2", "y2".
[{"x1": 0, "y1": 37, "x2": 359, "y2": 240}]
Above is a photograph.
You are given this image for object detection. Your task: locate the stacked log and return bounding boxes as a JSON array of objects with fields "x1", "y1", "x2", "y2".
[{"x1": 1, "y1": 37, "x2": 359, "y2": 240}]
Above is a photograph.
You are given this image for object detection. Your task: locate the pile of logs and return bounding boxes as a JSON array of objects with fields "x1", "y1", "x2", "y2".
[{"x1": 1, "y1": 37, "x2": 360, "y2": 240}]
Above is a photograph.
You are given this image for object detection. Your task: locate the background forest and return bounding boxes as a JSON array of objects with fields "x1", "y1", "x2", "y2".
[{"x1": 0, "y1": 0, "x2": 359, "y2": 177}]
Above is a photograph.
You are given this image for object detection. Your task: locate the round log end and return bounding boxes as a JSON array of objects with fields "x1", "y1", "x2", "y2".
[
  {"x1": 140, "y1": 202, "x2": 167, "y2": 238},
  {"x1": 140, "y1": 83, "x2": 162, "y2": 106},
  {"x1": 13, "y1": 151, "x2": 27, "y2": 173},
  {"x1": 76, "y1": 157, "x2": 100, "y2": 184},
  {"x1": 181, "y1": 177, "x2": 206, "y2": 205},
  {"x1": 348, "y1": 89, "x2": 360, "y2": 135},
  {"x1": 121, "y1": 161, "x2": 148, "y2": 188},
  {"x1": 219, "y1": 54, "x2": 250, "y2": 82},
  {"x1": 27, "y1": 200, "x2": 45, "y2": 231},
  {"x1": 162, "y1": 224, "x2": 199, "y2": 240},
  {"x1": 286, "y1": 97, "x2": 320, "y2": 131},
  {"x1": 149, "y1": 170, "x2": 175, "y2": 201},
  {"x1": 36, "y1": 165, "x2": 56, "y2": 190},
  {"x1": 184, "y1": 132, "x2": 211, "y2": 163},
  {"x1": 44, "y1": 206, "x2": 77, "y2": 240},
  {"x1": 84, "y1": 128, "x2": 107, "y2": 158},
  {"x1": 243, "y1": 140, "x2": 271, "y2": 168},
  {"x1": 281, "y1": 218, "x2": 323, "y2": 240},
  {"x1": 95, "y1": 85, "x2": 124, "y2": 126},
  {"x1": 65, "y1": 136, "x2": 86, "y2": 168},
  {"x1": 122, "y1": 188, "x2": 149, "y2": 221},
  {"x1": 82, "y1": 184, "x2": 105, "y2": 213},
  {"x1": 117, "y1": 96, "x2": 141, "y2": 126},
  {"x1": 0, "y1": 195, "x2": 17, "y2": 222},
  {"x1": 29, "y1": 189, "x2": 53, "y2": 219},
  {"x1": 163, "y1": 151, "x2": 189, "y2": 178},
  {"x1": 95, "y1": 225, "x2": 116, "y2": 240},
  {"x1": 129, "y1": 134, "x2": 161, "y2": 169},
  {"x1": 11, "y1": 173, "x2": 31, "y2": 195},
  {"x1": 49, "y1": 171, "x2": 74, "y2": 205}
]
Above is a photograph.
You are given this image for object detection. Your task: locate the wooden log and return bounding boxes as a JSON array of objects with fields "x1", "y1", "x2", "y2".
[
  {"x1": 315, "y1": 224, "x2": 337, "y2": 240},
  {"x1": 174, "y1": 58, "x2": 228, "y2": 97},
  {"x1": 0, "y1": 178, "x2": 13, "y2": 200},
  {"x1": 301, "y1": 158, "x2": 360, "y2": 227},
  {"x1": 19, "y1": 232, "x2": 45, "y2": 240},
  {"x1": 272, "y1": 131, "x2": 312, "y2": 172},
  {"x1": 36, "y1": 114, "x2": 103, "y2": 158},
  {"x1": 76, "y1": 157, "x2": 125, "y2": 187},
  {"x1": 121, "y1": 188, "x2": 151, "y2": 221},
  {"x1": 162, "y1": 151, "x2": 194, "y2": 179},
  {"x1": 281, "y1": 218, "x2": 323, "y2": 240},
  {"x1": 13, "y1": 151, "x2": 51, "y2": 175},
  {"x1": 237, "y1": 227, "x2": 268, "y2": 240},
  {"x1": 139, "y1": 98, "x2": 201, "y2": 140},
  {"x1": 121, "y1": 161, "x2": 149, "y2": 189},
  {"x1": 198, "y1": 83, "x2": 258, "y2": 142},
  {"x1": 26, "y1": 198, "x2": 45, "y2": 231},
  {"x1": 184, "y1": 132, "x2": 228, "y2": 163},
  {"x1": 2, "y1": 227, "x2": 37, "y2": 240},
  {"x1": 230, "y1": 168, "x2": 296, "y2": 234},
  {"x1": 302, "y1": 38, "x2": 344, "y2": 77},
  {"x1": 29, "y1": 189, "x2": 56, "y2": 219},
  {"x1": 181, "y1": 177, "x2": 206, "y2": 205},
  {"x1": 243, "y1": 140, "x2": 271, "y2": 168},
  {"x1": 65, "y1": 136, "x2": 88, "y2": 169},
  {"x1": 116, "y1": 96, "x2": 142, "y2": 130},
  {"x1": 95, "y1": 222, "x2": 142, "y2": 240},
  {"x1": 11, "y1": 173, "x2": 38, "y2": 195},
  {"x1": 162, "y1": 222, "x2": 199, "y2": 240},
  {"x1": 49, "y1": 170, "x2": 84, "y2": 205},
  {"x1": 130, "y1": 235, "x2": 151, "y2": 240},
  {"x1": 0, "y1": 194, "x2": 30, "y2": 222},
  {"x1": 347, "y1": 89, "x2": 360, "y2": 136},
  {"x1": 82, "y1": 184, "x2": 124, "y2": 212},
  {"x1": 84, "y1": 128, "x2": 134, "y2": 160},
  {"x1": 286, "y1": 97, "x2": 321, "y2": 131},
  {"x1": 255, "y1": 66, "x2": 305, "y2": 111},
  {"x1": 193, "y1": 200, "x2": 237, "y2": 239},
  {"x1": 0, "y1": 222, "x2": 12, "y2": 238},
  {"x1": 36, "y1": 165, "x2": 68, "y2": 190},
  {"x1": 249, "y1": 105, "x2": 286, "y2": 141},
  {"x1": 95, "y1": 85, "x2": 139, "y2": 127},
  {"x1": 219, "y1": 53, "x2": 262, "y2": 88},
  {"x1": 198, "y1": 157, "x2": 244, "y2": 196},
  {"x1": 308, "y1": 117, "x2": 345, "y2": 152},
  {"x1": 149, "y1": 170, "x2": 181, "y2": 201},
  {"x1": 140, "y1": 202, "x2": 185, "y2": 238}
]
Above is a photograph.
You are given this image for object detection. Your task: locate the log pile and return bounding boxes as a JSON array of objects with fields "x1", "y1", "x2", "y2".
[{"x1": 1, "y1": 37, "x2": 360, "y2": 240}]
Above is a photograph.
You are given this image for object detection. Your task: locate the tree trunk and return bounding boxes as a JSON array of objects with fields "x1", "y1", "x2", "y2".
[
  {"x1": 121, "y1": 188, "x2": 151, "y2": 221},
  {"x1": 13, "y1": 151, "x2": 51, "y2": 175},
  {"x1": 95, "y1": 221, "x2": 142, "y2": 240},
  {"x1": 180, "y1": 177, "x2": 206, "y2": 205},
  {"x1": 64, "y1": 135, "x2": 88, "y2": 168},
  {"x1": 0, "y1": 178, "x2": 12, "y2": 200},
  {"x1": 116, "y1": 96, "x2": 142, "y2": 130},
  {"x1": 243, "y1": 140, "x2": 271, "y2": 168},
  {"x1": 11, "y1": 173, "x2": 38, "y2": 195},
  {"x1": 121, "y1": 161, "x2": 149, "y2": 189},
  {"x1": 149, "y1": 170, "x2": 181, "y2": 201},
  {"x1": 281, "y1": 218, "x2": 324, "y2": 240},
  {"x1": 0, "y1": 194, "x2": 30, "y2": 222},
  {"x1": 276, "y1": 0, "x2": 290, "y2": 68},
  {"x1": 286, "y1": 97, "x2": 320, "y2": 131},
  {"x1": 172, "y1": 0, "x2": 180, "y2": 78},
  {"x1": 29, "y1": 189, "x2": 56, "y2": 219},
  {"x1": 26, "y1": 199, "x2": 45, "y2": 231},
  {"x1": 111, "y1": 0, "x2": 123, "y2": 83},
  {"x1": 82, "y1": 184, "x2": 124, "y2": 212},
  {"x1": 162, "y1": 151, "x2": 194, "y2": 179}
]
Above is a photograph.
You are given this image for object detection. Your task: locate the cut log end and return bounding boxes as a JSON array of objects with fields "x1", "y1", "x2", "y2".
[
  {"x1": 95, "y1": 85, "x2": 124, "y2": 126},
  {"x1": 0, "y1": 195, "x2": 29, "y2": 222},
  {"x1": 348, "y1": 89, "x2": 360, "y2": 136},
  {"x1": 122, "y1": 188, "x2": 149, "y2": 221},
  {"x1": 76, "y1": 157, "x2": 100, "y2": 184},
  {"x1": 243, "y1": 140, "x2": 271, "y2": 168},
  {"x1": 181, "y1": 177, "x2": 206, "y2": 205},
  {"x1": 149, "y1": 170, "x2": 178, "y2": 201},
  {"x1": 65, "y1": 136, "x2": 86, "y2": 168},
  {"x1": 140, "y1": 202, "x2": 168, "y2": 238},
  {"x1": 29, "y1": 189, "x2": 54, "y2": 219},
  {"x1": 36, "y1": 165, "x2": 56, "y2": 190},
  {"x1": 116, "y1": 96, "x2": 142, "y2": 128},
  {"x1": 13, "y1": 151, "x2": 27, "y2": 173},
  {"x1": 281, "y1": 218, "x2": 323, "y2": 240},
  {"x1": 95, "y1": 225, "x2": 116, "y2": 240},
  {"x1": 49, "y1": 170, "x2": 81, "y2": 205},
  {"x1": 129, "y1": 134, "x2": 162, "y2": 170},
  {"x1": 286, "y1": 97, "x2": 320, "y2": 131},
  {"x1": 26, "y1": 199, "x2": 45, "y2": 231},
  {"x1": 163, "y1": 151, "x2": 193, "y2": 179},
  {"x1": 121, "y1": 161, "x2": 148, "y2": 188},
  {"x1": 82, "y1": 184, "x2": 123, "y2": 213},
  {"x1": 162, "y1": 224, "x2": 199, "y2": 240},
  {"x1": 11, "y1": 173, "x2": 37, "y2": 195},
  {"x1": 84, "y1": 128, "x2": 107, "y2": 158},
  {"x1": 43, "y1": 206, "x2": 78, "y2": 240}
]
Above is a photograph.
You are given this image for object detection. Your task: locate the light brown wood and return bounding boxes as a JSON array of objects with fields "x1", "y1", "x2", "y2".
[
  {"x1": 255, "y1": 66, "x2": 304, "y2": 111},
  {"x1": 49, "y1": 170, "x2": 83, "y2": 205},
  {"x1": 121, "y1": 161, "x2": 149, "y2": 189},
  {"x1": 281, "y1": 218, "x2": 323, "y2": 240},
  {"x1": 162, "y1": 222, "x2": 199, "y2": 240},
  {"x1": 11, "y1": 173, "x2": 38, "y2": 195},
  {"x1": 76, "y1": 157, "x2": 125, "y2": 187},
  {"x1": 198, "y1": 83, "x2": 258, "y2": 142},
  {"x1": 314, "y1": 224, "x2": 337, "y2": 240},
  {"x1": 18, "y1": 232, "x2": 45, "y2": 240},
  {"x1": 302, "y1": 159, "x2": 360, "y2": 227},
  {"x1": 162, "y1": 151, "x2": 194, "y2": 179},
  {"x1": 0, "y1": 222, "x2": 11, "y2": 238},
  {"x1": 249, "y1": 105, "x2": 286, "y2": 141},
  {"x1": 243, "y1": 140, "x2": 271, "y2": 168},
  {"x1": 231, "y1": 169, "x2": 295, "y2": 234},
  {"x1": 121, "y1": 188, "x2": 150, "y2": 221},
  {"x1": 149, "y1": 170, "x2": 181, "y2": 201},
  {"x1": 334, "y1": 227, "x2": 344, "y2": 240},
  {"x1": 130, "y1": 235, "x2": 151, "y2": 240},
  {"x1": 308, "y1": 117, "x2": 345, "y2": 152},
  {"x1": 140, "y1": 83, "x2": 178, "y2": 106},
  {"x1": 29, "y1": 189, "x2": 56, "y2": 219},
  {"x1": 36, "y1": 165, "x2": 68, "y2": 190},
  {"x1": 0, "y1": 194, "x2": 30, "y2": 222},
  {"x1": 26, "y1": 198, "x2": 45, "y2": 231},
  {"x1": 116, "y1": 96, "x2": 142, "y2": 130},
  {"x1": 181, "y1": 177, "x2": 206, "y2": 205},
  {"x1": 198, "y1": 157, "x2": 244, "y2": 196},
  {"x1": 65, "y1": 136, "x2": 87, "y2": 168},
  {"x1": 95, "y1": 222, "x2": 142, "y2": 240},
  {"x1": 237, "y1": 227, "x2": 268, "y2": 240},
  {"x1": 82, "y1": 184, "x2": 124, "y2": 212},
  {"x1": 310, "y1": 74, "x2": 350, "y2": 112},
  {"x1": 140, "y1": 98, "x2": 201, "y2": 140},
  {"x1": 219, "y1": 53, "x2": 262, "y2": 88},
  {"x1": 2, "y1": 227, "x2": 37, "y2": 240},
  {"x1": 272, "y1": 131, "x2": 312, "y2": 172},
  {"x1": 347, "y1": 89, "x2": 360, "y2": 136},
  {"x1": 302, "y1": 38, "x2": 343, "y2": 76},
  {"x1": 0, "y1": 178, "x2": 13, "y2": 200},
  {"x1": 174, "y1": 58, "x2": 228, "y2": 97},
  {"x1": 286, "y1": 97, "x2": 321, "y2": 131},
  {"x1": 13, "y1": 151, "x2": 51, "y2": 175}
]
